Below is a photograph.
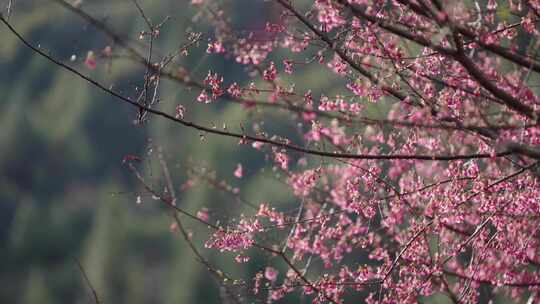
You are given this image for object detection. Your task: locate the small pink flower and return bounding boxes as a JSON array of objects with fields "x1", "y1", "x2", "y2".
[
  {"x1": 487, "y1": 0, "x2": 497, "y2": 10},
  {"x1": 203, "y1": 71, "x2": 224, "y2": 100},
  {"x1": 235, "y1": 255, "x2": 250, "y2": 263},
  {"x1": 227, "y1": 83, "x2": 242, "y2": 98},
  {"x1": 206, "y1": 41, "x2": 225, "y2": 54},
  {"x1": 197, "y1": 90, "x2": 210, "y2": 103},
  {"x1": 265, "y1": 267, "x2": 278, "y2": 282},
  {"x1": 522, "y1": 16, "x2": 536, "y2": 34},
  {"x1": 252, "y1": 141, "x2": 264, "y2": 150},
  {"x1": 274, "y1": 151, "x2": 289, "y2": 170},
  {"x1": 175, "y1": 104, "x2": 186, "y2": 119},
  {"x1": 263, "y1": 61, "x2": 277, "y2": 81},
  {"x1": 84, "y1": 51, "x2": 97, "y2": 70},
  {"x1": 205, "y1": 229, "x2": 255, "y2": 252},
  {"x1": 197, "y1": 208, "x2": 209, "y2": 222},
  {"x1": 234, "y1": 163, "x2": 243, "y2": 178},
  {"x1": 283, "y1": 59, "x2": 293, "y2": 74},
  {"x1": 304, "y1": 90, "x2": 313, "y2": 105},
  {"x1": 169, "y1": 222, "x2": 179, "y2": 233}
]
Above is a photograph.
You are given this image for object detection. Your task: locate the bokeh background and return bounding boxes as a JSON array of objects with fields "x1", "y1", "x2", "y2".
[{"x1": 0, "y1": 0, "x2": 524, "y2": 303}]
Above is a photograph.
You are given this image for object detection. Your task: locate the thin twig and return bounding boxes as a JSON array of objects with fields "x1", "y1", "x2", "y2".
[{"x1": 73, "y1": 258, "x2": 101, "y2": 304}]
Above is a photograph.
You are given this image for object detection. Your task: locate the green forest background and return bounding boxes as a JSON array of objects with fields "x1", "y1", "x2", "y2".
[{"x1": 0, "y1": 0, "x2": 526, "y2": 303}]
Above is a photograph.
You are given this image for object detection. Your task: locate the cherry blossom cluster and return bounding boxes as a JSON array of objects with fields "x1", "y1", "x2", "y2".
[{"x1": 185, "y1": 1, "x2": 540, "y2": 303}]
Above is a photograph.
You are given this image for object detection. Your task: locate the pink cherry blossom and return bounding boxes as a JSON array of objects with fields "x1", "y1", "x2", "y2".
[
  {"x1": 264, "y1": 267, "x2": 278, "y2": 282},
  {"x1": 196, "y1": 208, "x2": 209, "y2": 222},
  {"x1": 84, "y1": 51, "x2": 97, "y2": 69},
  {"x1": 234, "y1": 163, "x2": 243, "y2": 178}
]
